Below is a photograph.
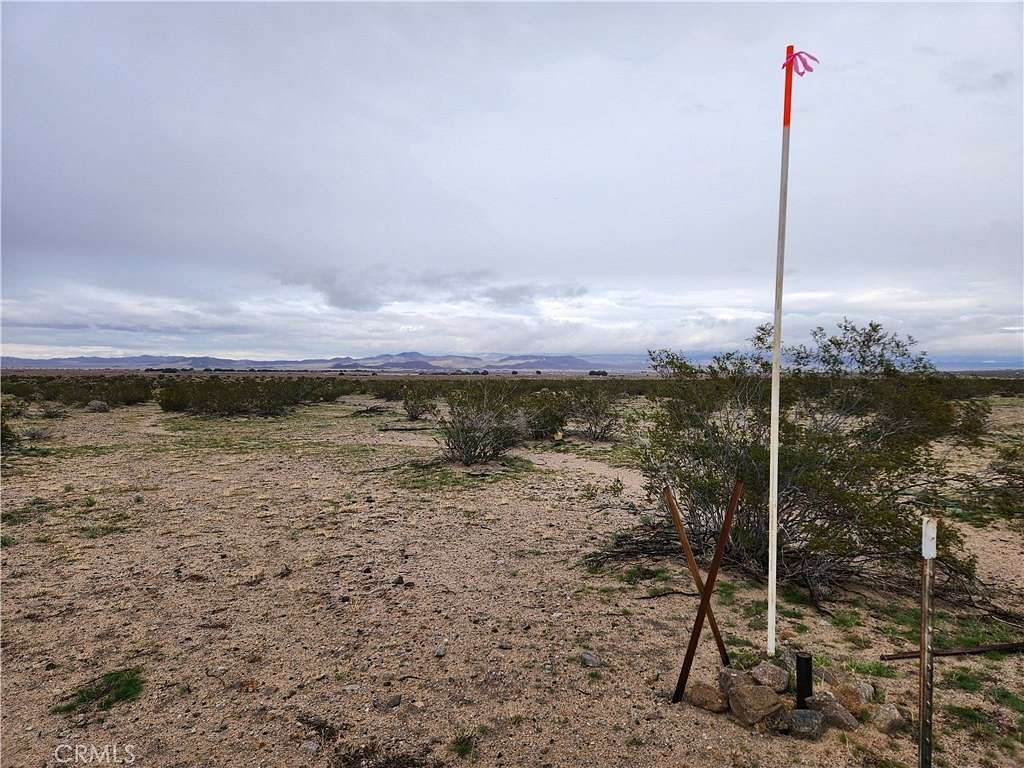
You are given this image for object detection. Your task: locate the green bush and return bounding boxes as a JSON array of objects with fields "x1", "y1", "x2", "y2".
[
  {"x1": 0, "y1": 375, "x2": 154, "y2": 407},
  {"x1": 520, "y1": 389, "x2": 572, "y2": 438},
  {"x1": 156, "y1": 376, "x2": 349, "y2": 415},
  {"x1": 571, "y1": 384, "x2": 620, "y2": 440},
  {"x1": 438, "y1": 383, "x2": 527, "y2": 465},
  {"x1": 401, "y1": 382, "x2": 437, "y2": 420},
  {"x1": 1, "y1": 416, "x2": 19, "y2": 451},
  {"x1": 643, "y1": 320, "x2": 979, "y2": 599},
  {"x1": 953, "y1": 398, "x2": 991, "y2": 444}
]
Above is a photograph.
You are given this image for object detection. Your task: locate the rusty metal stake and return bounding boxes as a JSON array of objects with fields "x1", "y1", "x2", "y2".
[
  {"x1": 919, "y1": 517, "x2": 937, "y2": 768},
  {"x1": 671, "y1": 480, "x2": 742, "y2": 703},
  {"x1": 663, "y1": 486, "x2": 730, "y2": 667}
]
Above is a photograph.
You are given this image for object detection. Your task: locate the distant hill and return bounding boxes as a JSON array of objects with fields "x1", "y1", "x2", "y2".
[{"x1": 1, "y1": 351, "x2": 651, "y2": 372}]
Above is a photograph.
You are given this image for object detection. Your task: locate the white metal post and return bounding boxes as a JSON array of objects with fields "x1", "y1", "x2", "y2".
[
  {"x1": 919, "y1": 517, "x2": 937, "y2": 768},
  {"x1": 768, "y1": 44, "x2": 796, "y2": 657}
]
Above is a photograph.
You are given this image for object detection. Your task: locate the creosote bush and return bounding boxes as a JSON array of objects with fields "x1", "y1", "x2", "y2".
[
  {"x1": 520, "y1": 389, "x2": 572, "y2": 438},
  {"x1": 401, "y1": 383, "x2": 437, "y2": 420},
  {"x1": 156, "y1": 376, "x2": 354, "y2": 415},
  {"x1": 437, "y1": 383, "x2": 528, "y2": 465},
  {"x1": 571, "y1": 384, "x2": 621, "y2": 441},
  {"x1": 641, "y1": 319, "x2": 984, "y2": 601}
]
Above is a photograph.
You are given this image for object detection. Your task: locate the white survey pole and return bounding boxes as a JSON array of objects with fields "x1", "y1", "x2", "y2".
[
  {"x1": 767, "y1": 43, "x2": 796, "y2": 657},
  {"x1": 919, "y1": 516, "x2": 937, "y2": 768}
]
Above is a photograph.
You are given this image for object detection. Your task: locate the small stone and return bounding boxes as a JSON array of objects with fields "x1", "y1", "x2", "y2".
[
  {"x1": 806, "y1": 692, "x2": 859, "y2": 731},
  {"x1": 719, "y1": 668, "x2": 755, "y2": 695},
  {"x1": 339, "y1": 595, "x2": 350, "y2": 603},
  {"x1": 498, "y1": 640, "x2": 512, "y2": 650},
  {"x1": 403, "y1": 581, "x2": 415, "y2": 589},
  {"x1": 820, "y1": 666, "x2": 845, "y2": 686},
  {"x1": 728, "y1": 685, "x2": 783, "y2": 726},
  {"x1": 750, "y1": 661, "x2": 790, "y2": 693},
  {"x1": 787, "y1": 709, "x2": 827, "y2": 740},
  {"x1": 385, "y1": 694, "x2": 402, "y2": 708},
  {"x1": 774, "y1": 647, "x2": 798, "y2": 678},
  {"x1": 580, "y1": 651, "x2": 603, "y2": 668},
  {"x1": 874, "y1": 702, "x2": 907, "y2": 735},
  {"x1": 85, "y1": 400, "x2": 110, "y2": 413},
  {"x1": 434, "y1": 645, "x2": 446, "y2": 658},
  {"x1": 392, "y1": 575, "x2": 404, "y2": 585},
  {"x1": 301, "y1": 740, "x2": 320, "y2": 754},
  {"x1": 834, "y1": 680, "x2": 874, "y2": 716},
  {"x1": 687, "y1": 682, "x2": 729, "y2": 713}
]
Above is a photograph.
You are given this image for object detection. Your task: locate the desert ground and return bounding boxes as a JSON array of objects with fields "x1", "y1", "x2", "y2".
[{"x1": 2, "y1": 393, "x2": 1022, "y2": 768}]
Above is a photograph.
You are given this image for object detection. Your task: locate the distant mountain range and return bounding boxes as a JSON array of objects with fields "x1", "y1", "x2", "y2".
[{"x1": 0, "y1": 351, "x2": 652, "y2": 372}]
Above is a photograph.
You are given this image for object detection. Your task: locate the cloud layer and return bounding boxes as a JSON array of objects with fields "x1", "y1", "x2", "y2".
[{"x1": 2, "y1": 3, "x2": 1021, "y2": 365}]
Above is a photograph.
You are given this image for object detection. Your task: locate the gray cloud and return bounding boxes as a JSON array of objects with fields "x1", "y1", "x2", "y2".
[{"x1": 1, "y1": 2, "x2": 1021, "y2": 366}]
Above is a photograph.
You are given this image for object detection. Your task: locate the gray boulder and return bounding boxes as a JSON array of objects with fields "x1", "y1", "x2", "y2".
[
  {"x1": 807, "y1": 691, "x2": 859, "y2": 731},
  {"x1": 719, "y1": 667, "x2": 755, "y2": 695},
  {"x1": 787, "y1": 709, "x2": 827, "y2": 740},
  {"x1": 751, "y1": 660, "x2": 790, "y2": 693},
  {"x1": 873, "y1": 702, "x2": 908, "y2": 735}
]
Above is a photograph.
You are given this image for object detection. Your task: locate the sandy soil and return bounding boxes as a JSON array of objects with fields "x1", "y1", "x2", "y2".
[{"x1": 1, "y1": 396, "x2": 1022, "y2": 768}]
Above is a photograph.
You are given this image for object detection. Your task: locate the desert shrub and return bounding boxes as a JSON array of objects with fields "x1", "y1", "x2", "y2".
[
  {"x1": 41, "y1": 403, "x2": 67, "y2": 419},
  {"x1": 20, "y1": 425, "x2": 53, "y2": 441},
  {"x1": 989, "y1": 442, "x2": 1024, "y2": 523},
  {"x1": 1, "y1": 417, "x2": 19, "y2": 451},
  {"x1": 520, "y1": 389, "x2": 572, "y2": 438},
  {"x1": 1, "y1": 396, "x2": 28, "y2": 418},
  {"x1": 401, "y1": 383, "x2": 437, "y2": 420},
  {"x1": 952, "y1": 398, "x2": 991, "y2": 444},
  {"x1": 437, "y1": 383, "x2": 528, "y2": 465},
  {"x1": 0, "y1": 375, "x2": 153, "y2": 407},
  {"x1": 156, "y1": 375, "x2": 351, "y2": 415},
  {"x1": 640, "y1": 319, "x2": 980, "y2": 600},
  {"x1": 85, "y1": 400, "x2": 110, "y2": 413},
  {"x1": 571, "y1": 384, "x2": 620, "y2": 440}
]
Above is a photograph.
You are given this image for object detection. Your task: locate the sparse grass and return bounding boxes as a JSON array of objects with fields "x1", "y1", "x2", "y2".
[
  {"x1": 742, "y1": 598, "x2": 768, "y2": 630},
  {"x1": 716, "y1": 580, "x2": 737, "y2": 605},
  {"x1": 830, "y1": 609, "x2": 861, "y2": 629},
  {"x1": 79, "y1": 516, "x2": 130, "y2": 538},
  {"x1": 2, "y1": 497, "x2": 53, "y2": 525},
  {"x1": 448, "y1": 732, "x2": 476, "y2": 760},
  {"x1": 944, "y1": 705, "x2": 995, "y2": 735},
  {"x1": 780, "y1": 583, "x2": 814, "y2": 606},
  {"x1": 942, "y1": 667, "x2": 987, "y2": 693},
  {"x1": 988, "y1": 687, "x2": 1024, "y2": 714},
  {"x1": 51, "y1": 668, "x2": 143, "y2": 714},
  {"x1": 395, "y1": 456, "x2": 537, "y2": 491},
  {"x1": 618, "y1": 565, "x2": 670, "y2": 585},
  {"x1": 0, "y1": 533, "x2": 16, "y2": 548},
  {"x1": 847, "y1": 660, "x2": 897, "y2": 678},
  {"x1": 725, "y1": 635, "x2": 756, "y2": 648}
]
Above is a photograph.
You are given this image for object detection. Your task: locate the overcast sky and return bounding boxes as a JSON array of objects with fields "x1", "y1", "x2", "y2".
[{"x1": 2, "y1": 2, "x2": 1022, "y2": 364}]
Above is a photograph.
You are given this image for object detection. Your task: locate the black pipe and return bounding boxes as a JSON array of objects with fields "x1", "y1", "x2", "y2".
[{"x1": 795, "y1": 652, "x2": 813, "y2": 709}]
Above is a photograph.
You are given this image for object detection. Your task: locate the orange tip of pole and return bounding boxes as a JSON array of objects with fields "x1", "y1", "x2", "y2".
[{"x1": 782, "y1": 44, "x2": 795, "y2": 127}]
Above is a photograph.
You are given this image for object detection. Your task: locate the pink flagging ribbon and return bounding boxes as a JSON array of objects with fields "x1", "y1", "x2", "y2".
[{"x1": 782, "y1": 50, "x2": 819, "y2": 77}]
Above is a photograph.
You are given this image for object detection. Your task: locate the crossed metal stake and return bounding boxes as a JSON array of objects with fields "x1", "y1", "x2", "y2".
[{"x1": 664, "y1": 480, "x2": 743, "y2": 703}]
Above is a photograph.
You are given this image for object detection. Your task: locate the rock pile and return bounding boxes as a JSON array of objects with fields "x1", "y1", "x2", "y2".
[{"x1": 684, "y1": 648, "x2": 910, "y2": 742}]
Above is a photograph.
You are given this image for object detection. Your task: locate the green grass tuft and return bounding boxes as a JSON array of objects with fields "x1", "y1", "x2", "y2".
[
  {"x1": 51, "y1": 668, "x2": 143, "y2": 714},
  {"x1": 448, "y1": 732, "x2": 477, "y2": 760}
]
